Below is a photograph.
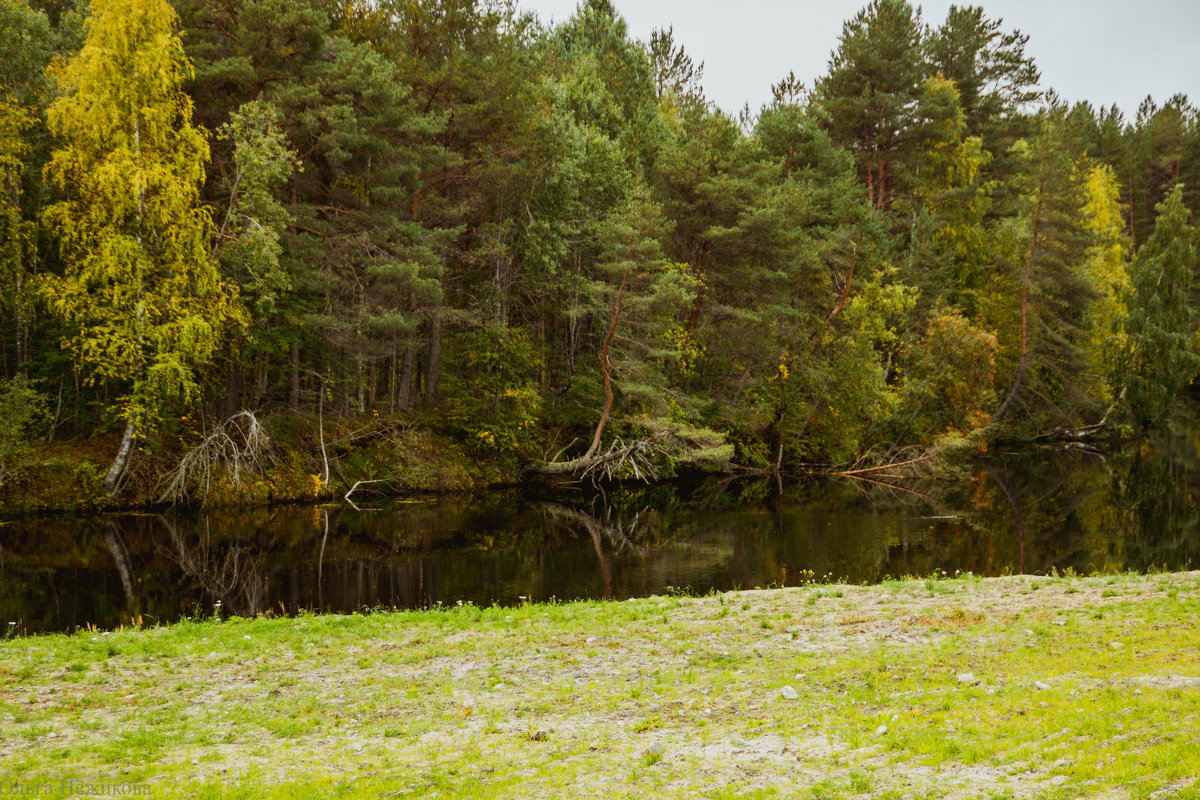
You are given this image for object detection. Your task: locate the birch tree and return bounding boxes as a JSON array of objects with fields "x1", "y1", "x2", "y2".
[{"x1": 43, "y1": 0, "x2": 240, "y2": 493}]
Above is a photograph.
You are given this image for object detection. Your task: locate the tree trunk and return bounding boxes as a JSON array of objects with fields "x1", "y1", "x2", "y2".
[
  {"x1": 104, "y1": 418, "x2": 138, "y2": 495},
  {"x1": 398, "y1": 338, "x2": 414, "y2": 412},
  {"x1": 994, "y1": 176, "x2": 1045, "y2": 423},
  {"x1": 424, "y1": 310, "x2": 441, "y2": 408},
  {"x1": 224, "y1": 354, "x2": 243, "y2": 418},
  {"x1": 289, "y1": 342, "x2": 300, "y2": 412},
  {"x1": 583, "y1": 273, "x2": 626, "y2": 460}
]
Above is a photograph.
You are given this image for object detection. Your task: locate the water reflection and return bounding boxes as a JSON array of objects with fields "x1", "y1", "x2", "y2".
[{"x1": 1, "y1": 426, "x2": 1197, "y2": 633}]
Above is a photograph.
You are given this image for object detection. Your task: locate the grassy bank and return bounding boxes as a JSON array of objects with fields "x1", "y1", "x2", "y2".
[{"x1": 2, "y1": 572, "x2": 1199, "y2": 799}]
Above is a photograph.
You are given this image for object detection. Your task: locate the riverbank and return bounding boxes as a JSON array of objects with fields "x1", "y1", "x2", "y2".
[
  {"x1": 2, "y1": 572, "x2": 1198, "y2": 798},
  {"x1": 0, "y1": 415, "x2": 522, "y2": 514}
]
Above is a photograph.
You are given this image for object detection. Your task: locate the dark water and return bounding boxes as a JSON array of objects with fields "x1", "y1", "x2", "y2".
[{"x1": 2, "y1": 421, "x2": 1198, "y2": 634}]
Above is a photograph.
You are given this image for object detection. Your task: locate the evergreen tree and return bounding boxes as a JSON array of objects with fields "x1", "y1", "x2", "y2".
[
  {"x1": 815, "y1": 0, "x2": 925, "y2": 210},
  {"x1": 990, "y1": 109, "x2": 1096, "y2": 430},
  {"x1": 1119, "y1": 186, "x2": 1199, "y2": 425}
]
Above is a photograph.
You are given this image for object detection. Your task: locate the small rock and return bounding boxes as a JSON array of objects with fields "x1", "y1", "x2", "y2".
[
  {"x1": 492, "y1": 682, "x2": 505, "y2": 691},
  {"x1": 1050, "y1": 776, "x2": 1069, "y2": 786},
  {"x1": 647, "y1": 741, "x2": 666, "y2": 756},
  {"x1": 1052, "y1": 619, "x2": 1065, "y2": 626},
  {"x1": 956, "y1": 672, "x2": 977, "y2": 685},
  {"x1": 586, "y1": 636, "x2": 597, "y2": 644},
  {"x1": 781, "y1": 686, "x2": 799, "y2": 700},
  {"x1": 875, "y1": 724, "x2": 888, "y2": 736},
  {"x1": 1038, "y1": 701, "x2": 1050, "y2": 708},
  {"x1": 1023, "y1": 628, "x2": 1035, "y2": 636},
  {"x1": 986, "y1": 687, "x2": 997, "y2": 695},
  {"x1": 1052, "y1": 757, "x2": 1071, "y2": 767},
  {"x1": 47, "y1": 732, "x2": 57, "y2": 739},
  {"x1": 1110, "y1": 641, "x2": 1124, "y2": 649},
  {"x1": 1133, "y1": 688, "x2": 1142, "y2": 696},
  {"x1": 731, "y1": 738, "x2": 748, "y2": 747},
  {"x1": 192, "y1": 758, "x2": 199, "y2": 766},
  {"x1": 1035, "y1": 681, "x2": 1051, "y2": 691},
  {"x1": 528, "y1": 729, "x2": 549, "y2": 742}
]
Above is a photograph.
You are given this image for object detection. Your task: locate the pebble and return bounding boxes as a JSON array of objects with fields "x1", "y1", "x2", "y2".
[
  {"x1": 647, "y1": 741, "x2": 665, "y2": 757},
  {"x1": 192, "y1": 758, "x2": 199, "y2": 766},
  {"x1": 47, "y1": 732, "x2": 57, "y2": 739},
  {"x1": 875, "y1": 724, "x2": 888, "y2": 736},
  {"x1": 586, "y1": 636, "x2": 597, "y2": 644},
  {"x1": 1133, "y1": 688, "x2": 1142, "y2": 695},
  {"x1": 1034, "y1": 681, "x2": 1051, "y2": 690},
  {"x1": 781, "y1": 686, "x2": 799, "y2": 700},
  {"x1": 732, "y1": 738, "x2": 748, "y2": 747},
  {"x1": 1110, "y1": 642, "x2": 1124, "y2": 649},
  {"x1": 1050, "y1": 776, "x2": 1069, "y2": 786},
  {"x1": 956, "y1": 672, "x2": 976, "y2": 684},
  {"x1": 1052, "y1": 619, "x2": 1065, "y2": 626},
  {"x1": 492, "y1": 683, "x2": 505, "y2": 691}
]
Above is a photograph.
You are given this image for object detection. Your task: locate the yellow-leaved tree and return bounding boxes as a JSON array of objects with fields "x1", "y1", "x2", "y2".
[
  {"x1": 1077, "y1": 164, "x2": 1131, "y2": 405},
  {"x1": 42, "y1": 0, "x2": 241, "y2": 494}
]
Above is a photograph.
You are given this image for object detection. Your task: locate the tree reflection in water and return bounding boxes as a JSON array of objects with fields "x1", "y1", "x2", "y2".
[{"x1": 1, "y1": 426, "x2": 1197, "y2": 633}]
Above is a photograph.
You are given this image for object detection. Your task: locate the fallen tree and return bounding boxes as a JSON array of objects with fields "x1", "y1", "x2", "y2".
[{"x1": 524, "y1": 420, "x2": 731, "y2": 484}]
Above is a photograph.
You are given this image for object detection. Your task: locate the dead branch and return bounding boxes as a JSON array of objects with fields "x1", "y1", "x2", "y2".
[
  {"x1": 832, "y1": 451, "x2": 939, "y2": 477},
  {"x1": 157, "y1": 410, "x2": 273, "y2": 505},
  {"x1": 344, "y1": 478, "x2": 392, "y2": 511}
]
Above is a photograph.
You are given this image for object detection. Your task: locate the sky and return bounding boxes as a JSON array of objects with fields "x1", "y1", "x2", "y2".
[{"x1": 516, "y1": 0, "x2": 1200, "y2": 120}]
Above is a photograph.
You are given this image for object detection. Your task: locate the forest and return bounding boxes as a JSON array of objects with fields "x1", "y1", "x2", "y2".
[{"x1": 0, "y1": 0, "x2": 1198, "y2": 506}]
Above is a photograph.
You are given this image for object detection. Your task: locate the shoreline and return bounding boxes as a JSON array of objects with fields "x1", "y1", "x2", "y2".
[{"x1": 3, "y1": 571, "x2": 1198, "y2": 798}]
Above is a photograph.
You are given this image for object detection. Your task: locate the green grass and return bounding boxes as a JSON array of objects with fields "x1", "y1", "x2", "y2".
[{"x1": 2, "y1": 571, "x2": 1199, "y2": 798}]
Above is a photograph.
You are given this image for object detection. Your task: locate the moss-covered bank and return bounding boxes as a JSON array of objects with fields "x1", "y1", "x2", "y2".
[
  {"x1": 2, "y1": 571, "x2": 1199, "y2": 798},
  {"x1": 0, "y1": 415, "x2": 522, "y2": 515}
]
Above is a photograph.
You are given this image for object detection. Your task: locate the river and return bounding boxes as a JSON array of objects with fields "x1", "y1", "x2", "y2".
[{"x1": 2, "y1": 420, "x2": 1197, "y2": 633}]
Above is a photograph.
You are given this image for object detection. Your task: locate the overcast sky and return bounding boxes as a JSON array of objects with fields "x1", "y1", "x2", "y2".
[{"x1": 517, "y1": 0, "x2": 1200, "y2": 120}]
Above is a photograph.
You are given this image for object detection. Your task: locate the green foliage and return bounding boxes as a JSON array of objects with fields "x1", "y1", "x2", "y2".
[
  {"x1": 212, "y1": 100, "x2": 297, "y2": 322},
  {"x1": 893, "y1": 310, "x2": 999, "y2": 443},
  {"x1": 815, "y1": 0, "x2": 925, "y2": 209},
  {"x1": 441, "y1": 328, "x2": 543, "y2": 455},
  {"x1": 1119, "y1": 186, "x2": 1200, "y2": 425},
  {"x1": 0, "y1": 374, "x2": 46, "y2": 486},
  {"x1": 3, "y1": 0, "x2": 1199, "y2": 491}
]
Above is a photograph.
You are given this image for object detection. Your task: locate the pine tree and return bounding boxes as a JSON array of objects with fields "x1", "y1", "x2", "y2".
[
  {"x1": 815, "y1": 0, "x2": 925, "y2": 210},
  {"x1": 1119, "y1": 186, "x2": 1199, "y2": 425}
]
